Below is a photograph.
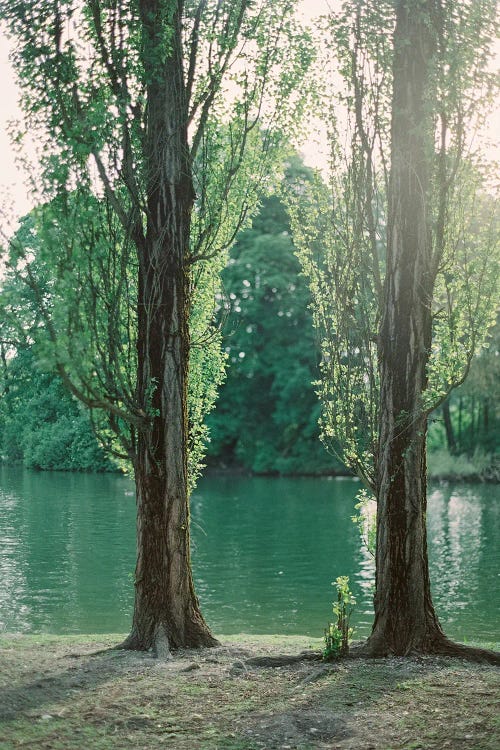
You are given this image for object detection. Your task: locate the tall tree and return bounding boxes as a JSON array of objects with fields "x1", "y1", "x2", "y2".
[
  {"x1": 373, "y1": 0, "x2": 444, "y2": 656},
  {"x1": 0, "y1": 348, "x2": 114, "y2": 471},
  {"x1": 0, "y1": 1, "x2": 310, "y2": 653},
  {"x1": 207, "y1": 157, "x2": 344, "y2": 476},
  {"x1": 293, "y1": 0, "x2": 499, "y2": 660}
]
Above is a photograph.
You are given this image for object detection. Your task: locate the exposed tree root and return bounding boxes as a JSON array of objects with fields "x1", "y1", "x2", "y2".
[
  {"x1": 243, "y1": 637, "x2": 500, "y2": 670},
  {"x1": 245, "y1": 650, "x2": 322, "y2": 668},
  {"x1": 350, "y1": 636, "x2": 500, "y2": 665},
  {"x1": 117, "y1": 632, "x2": 147, "y2": 652},
  {"x1": 118, "y1": 627, "x2": 219, "y2": 656}
]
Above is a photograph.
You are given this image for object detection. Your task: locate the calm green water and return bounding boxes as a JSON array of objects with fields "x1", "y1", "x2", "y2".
[{"x1": 0, "y1": 467, "x2": 498, "y2": 641}]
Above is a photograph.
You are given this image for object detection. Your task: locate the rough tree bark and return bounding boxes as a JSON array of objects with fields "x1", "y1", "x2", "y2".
[
  {"x1": 122, "y1": 1, "x2": 217, "y2": 653},
  {"x1": 360, "y1": 0, "x2": 498, "y2": 663}
]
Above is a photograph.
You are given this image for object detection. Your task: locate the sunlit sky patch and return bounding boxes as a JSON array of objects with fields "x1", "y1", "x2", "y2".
[{"x1": 0, "y1": 0, "x2": 497, "y2": 228}]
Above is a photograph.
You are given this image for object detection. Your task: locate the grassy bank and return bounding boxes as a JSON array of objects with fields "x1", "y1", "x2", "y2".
[
  {"x1": 0, "y1": 634, "x2": 499, "y2": 750},
  {"x1": 427, "y1": 449, "x2": 500, "y2": 483}
]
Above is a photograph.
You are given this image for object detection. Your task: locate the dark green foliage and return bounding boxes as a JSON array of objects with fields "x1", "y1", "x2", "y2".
[
  {"x1": 428, "y1": 320, "x2": 500, "y2": 457},
  {"x1": 0, "y1": 160, "x2": 343, "y2": 477},
  {"x1": 206, "y1": 160, "x2": 344, "y2": 475},
  {"x1": 426, "y1": 320, "x2": 500, "y2": 481},
  {"x1": 0, "y1": 349, "x2": 114, "y2": 472}
]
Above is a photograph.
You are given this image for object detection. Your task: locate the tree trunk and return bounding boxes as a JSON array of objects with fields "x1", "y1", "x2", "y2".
[
  {"x1": 358, "y1": 1, "x2": 499, "y2": 664},
  {"x1": 364, "y1": 0, "x2": 447, "y2": 656},
  {"x1": 122, "y1": 1, "x2": 217, "y2": 653},
  {"x1": 124, "y1": 266, "x2": 217, "y2": 653},
  {"x1": 442, "y1": 400, "x2": 457, "y2": 454}
]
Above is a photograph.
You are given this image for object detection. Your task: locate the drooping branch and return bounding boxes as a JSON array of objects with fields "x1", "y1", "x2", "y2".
[{"x1": 189, "y1": 1, "x2": 251, "y2": 160}]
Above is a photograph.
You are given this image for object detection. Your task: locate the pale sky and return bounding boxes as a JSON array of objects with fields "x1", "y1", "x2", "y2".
[
  {"x1": 0, "y1": 35, "x2": 27, "y2": 226},
  {"x1": 0, "y1": 1, "x2": 332, "y2": 228},
  {"x1": 0, "y1": 0, "x2": 498, "y2": 231}
]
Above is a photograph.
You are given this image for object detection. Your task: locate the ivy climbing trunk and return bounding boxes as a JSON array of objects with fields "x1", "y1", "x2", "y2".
[
  {"x1": 123, "y1": 0, "x2": 217, "y2": 653},
  {"x1": 365, "y1": 0, "x2": 447, "y2": 656}
]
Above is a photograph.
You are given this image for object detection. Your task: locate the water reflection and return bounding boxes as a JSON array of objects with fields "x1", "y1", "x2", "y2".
[
  {"x1": 353, "y1": 546, "x2": 375, "y2": 632},
  {"x1": 0, "y1": 467, "x2": 498, "y2": 641},
  {"x1": 0, "y1": 467, "x2": 136, "y2": 634},
  {"x1": 191, "y1": 476, "x2": 366, "y2": 636},
  {"x1": 0, "y1": 486, "x2": 31, "y2": 632},
  {"x1": 351, "y1": 498, "x2": 376, "y2": 632},
  {"x1": 428, "y1": 485, "x2": 499, "y2": 641}
]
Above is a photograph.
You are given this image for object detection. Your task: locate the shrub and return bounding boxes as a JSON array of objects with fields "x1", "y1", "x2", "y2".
[{"x1": 323, "y1": 576, "x2": 356, "y2": 660}]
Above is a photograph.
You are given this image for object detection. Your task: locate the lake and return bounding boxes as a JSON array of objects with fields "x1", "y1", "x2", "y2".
[{"x1": 0, "y1": 466, "x2": 498, "y2": 642}]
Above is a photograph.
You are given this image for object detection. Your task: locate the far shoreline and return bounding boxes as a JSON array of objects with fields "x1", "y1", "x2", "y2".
[{"x1": 1, "y1": 458, "x2": 499, "y2": 483}]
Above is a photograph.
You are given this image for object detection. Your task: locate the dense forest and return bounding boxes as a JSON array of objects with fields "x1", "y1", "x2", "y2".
[{"x1": 1, "y1": 161, "x2": 497, "y2": 478}]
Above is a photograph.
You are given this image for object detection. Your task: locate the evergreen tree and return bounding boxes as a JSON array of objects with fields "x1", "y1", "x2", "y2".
[{"x1": 207, "y1": 159, "x2": 343, "y2": 475}]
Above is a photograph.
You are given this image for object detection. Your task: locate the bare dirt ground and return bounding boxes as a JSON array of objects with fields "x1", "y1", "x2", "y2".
[{"x1": 0, "y1": 634, "x2": 498, "y2": 750}]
